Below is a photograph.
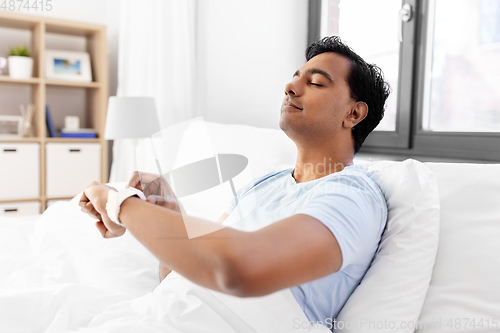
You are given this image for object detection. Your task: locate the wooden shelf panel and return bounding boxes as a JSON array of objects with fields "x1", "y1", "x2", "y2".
[
  {"x1": 0, "y1": 138, "x2": 105, "y2": 143},
  {"x1": 44, "y1": 137, "x2": 102, "y2": 143},
  {"x1": 0, "y1": 75, "x2": 41, "y2": 85},
  {"x1": 0, "y1": 11, "x2": 104, "y2": 35},
  {"x1": 0, "y1": 76, "x2": 101, "y2": 88},
  {"x1": 45, "y1": 79, "x2": 101, "y2": 88},
  {"x1": 45, "y1": 20, "x2": 104, "y2": 37},
  {"x1": 0, "y1": 198, "x2": 40, "y2": 204},
  {"x1": 0, "y1": 137, "x2": 41, "y2": 142},
  {"x1": 0, "y1": 11, "x2": 39, "y2": 29}
]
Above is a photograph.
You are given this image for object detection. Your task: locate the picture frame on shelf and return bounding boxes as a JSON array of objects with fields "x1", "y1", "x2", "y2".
[
  {"x1": 0, "y1": 115, "x2": 23, "y2": 137},
  {"x1": 45, "y1": 50, "x2": 92, "y2": 82}
]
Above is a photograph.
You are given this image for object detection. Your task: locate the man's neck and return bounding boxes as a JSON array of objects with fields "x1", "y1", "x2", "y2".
[{"x1": 292, "y1": 145, "x2": 354, "y2": 183}]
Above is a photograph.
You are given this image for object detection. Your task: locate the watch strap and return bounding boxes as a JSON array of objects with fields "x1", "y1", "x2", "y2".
[{"x1": 106, "y1": 187, "x2": 146, "y2": 225}]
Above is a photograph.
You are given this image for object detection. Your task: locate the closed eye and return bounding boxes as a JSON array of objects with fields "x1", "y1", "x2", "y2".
[{"x1": 310, "y1": 82, "x2": 323, "y2": 87}]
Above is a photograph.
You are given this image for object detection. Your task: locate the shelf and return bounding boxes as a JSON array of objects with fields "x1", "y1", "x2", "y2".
[
  {"x1": 0, "y1": 137, "x2": 40, "y2": 143},
  {"x1": 45, "y1": 137, "x2": 102, "y2": 143},
  {"x1": 45, "y1": 79, "x2": 101, "y2": 88},
  {"x1": 45, "y1": 19, "x2": 104, "y2": 37},
  {"x1": 0, "y1": 76, "x2": 101, "y2": 88},
  {"x1": 0, "y1": 138, "x2": 105, "y2": 143},
  {"x1": 0, "y1": 198, "x2": 40, "y2": 204},
  {"x1": 0, "y1": 11, "x2": 104, "y2": 35},
  {"x1": 0, "y1": 75, "x2": 40, "y2": 85},
  {"x1": 0, "y1": 11, "x2": 39, "y2": 30},
  {"x1": 0, "y1": 12, "x2": 109, "y2": 213}
]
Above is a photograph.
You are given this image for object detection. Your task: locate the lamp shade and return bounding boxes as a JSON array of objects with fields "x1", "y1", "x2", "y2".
[{"x1": 104, "y1": 97, "x2": 161, "y2": 139}]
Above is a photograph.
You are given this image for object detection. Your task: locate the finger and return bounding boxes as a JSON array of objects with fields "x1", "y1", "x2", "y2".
[
  {"x1": 101, "y1": 213, "x2": 126, "y2": 238},
  {"x1": 144, "y1": 181, "x2": 159, "y2": 196},
  {"x1": 147, "y1": 195, "x2": 167, "y2": 207},
  {"x1": 161, "y1": 178, "x2": 176, "y2": 197},
  {"x1": 80, "y1": 202, "x2": 94, "y2": 216},
  {"x1": 96, "y1": 220, "x2": 119, "y2": 239},
  {"x1": 84, "y1": 201, "x2": 94, "y2": 212},
  {"x1": 85, "y1": 203, "x2": 102, "y2": 220},
  {"x1": 141, "y1": 173, "x2": 159, "y2": 191},
  {"x1": 96, "y1": 219, "x2": 117, "y2": 239},
  {"x1": 95, "y1": 221, "x2": 108, "y2": 238},
  {"x1": 79, "y1": 191, "x2": 90, "y2": 207},
  {"x1": 127, "y1": 171, "x2": 141, "y2": 190},
  {"x1": 82, "y1": 211, "x2": 102, "y2": 222},
  {"x1": 81, "y1": 201, "x2": 99, "y2": 217}
]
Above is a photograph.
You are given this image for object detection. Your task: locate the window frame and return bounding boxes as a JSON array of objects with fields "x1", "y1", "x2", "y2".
[{"x1": 308, "y1": 0, "x2": 500, "y2": 162}]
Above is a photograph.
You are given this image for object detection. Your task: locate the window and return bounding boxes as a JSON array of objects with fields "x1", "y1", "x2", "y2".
[
  {"x1": 322, "y1": 0, "x2": 401, "y2": 132},
  {"x1": 308, "y1": 0, "x2": 500, "y2": 161},
  {"x1": 423, "y1": 0, "x2": 500, "y2": 132}
]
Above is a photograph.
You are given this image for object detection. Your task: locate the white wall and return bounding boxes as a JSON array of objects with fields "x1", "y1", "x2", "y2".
[
  {"x1": 1, "y1": 0, "x2": 308, "y2": 130},
  {"x1": 198, "y1": 0, "x2": 309, "y2": 129}
]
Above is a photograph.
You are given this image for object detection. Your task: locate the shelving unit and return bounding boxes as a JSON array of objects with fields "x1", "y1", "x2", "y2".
[{"x1": 0, "y1": 11, "x2": 108, "y2": 213}]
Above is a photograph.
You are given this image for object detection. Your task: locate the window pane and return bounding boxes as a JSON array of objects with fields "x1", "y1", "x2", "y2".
[
  {"x1": 323, "y1": 0, "x2": 401, "y2": 131},
  {"x1": 423, "y1": 0, "x2": 500, "y2": 132}
]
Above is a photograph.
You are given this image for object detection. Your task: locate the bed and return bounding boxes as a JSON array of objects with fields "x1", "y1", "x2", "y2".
[{"x1": 3, "y1": 121, "x2": 496, "y2": 332}]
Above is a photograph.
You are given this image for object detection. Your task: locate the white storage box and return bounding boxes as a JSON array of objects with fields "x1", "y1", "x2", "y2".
[
  {"x1": 0, "y1": 143, "x2": 40, "y2": 200},
  {"x1": 0, "y1": 201, "x2": 41, "y2": 216},
  {"x1": 46, "y1": 143, "x2": 101, "y2": 198}
]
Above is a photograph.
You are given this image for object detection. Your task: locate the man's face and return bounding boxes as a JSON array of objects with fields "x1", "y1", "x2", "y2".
[{"x1": 279, "y1": 52, "x2": 356, "y2": 140}]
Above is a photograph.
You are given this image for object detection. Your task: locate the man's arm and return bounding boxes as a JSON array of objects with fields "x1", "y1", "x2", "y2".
[
  {"x1": 126, "y1": 172, "x2": 231, "y2": 283},
  {"x1": 119, "y1": 197, "x2": 341, "y2": 296},
  {"x1": 159, "y1": 213, "x2": 229, "y2": 282}
]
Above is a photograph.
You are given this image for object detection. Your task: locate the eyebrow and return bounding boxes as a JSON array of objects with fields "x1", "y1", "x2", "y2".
[{"x1": 293, "y1": 68, "x2": 333, "y2": 83}]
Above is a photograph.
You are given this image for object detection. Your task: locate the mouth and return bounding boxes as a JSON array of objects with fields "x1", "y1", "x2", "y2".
[{"x1": 282, "y1": 101, "x2": 303, "y2": 110}]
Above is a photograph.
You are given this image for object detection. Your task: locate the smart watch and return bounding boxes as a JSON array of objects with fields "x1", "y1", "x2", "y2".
[{"x1": 106, "y1": 187, "x2": 146, "y2": 225}]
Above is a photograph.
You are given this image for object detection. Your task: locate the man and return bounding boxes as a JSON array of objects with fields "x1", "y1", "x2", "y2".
[{"x1": 80, "y1": 36, "x2": 390, "y2": 324}]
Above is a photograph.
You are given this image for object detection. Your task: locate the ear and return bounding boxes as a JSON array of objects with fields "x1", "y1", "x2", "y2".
[{"x1": 343, "y1": 102, "x2": 368, "y2": 129}]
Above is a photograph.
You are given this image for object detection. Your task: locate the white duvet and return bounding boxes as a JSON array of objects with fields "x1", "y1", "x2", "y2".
[{"x1": 0, "y1": 200, "x2": 327, "y2": 332}]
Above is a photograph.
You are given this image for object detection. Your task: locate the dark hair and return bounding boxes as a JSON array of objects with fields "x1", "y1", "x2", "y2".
[{"x1": 306, "y1": 36, "x2": 391, "y2": 153}]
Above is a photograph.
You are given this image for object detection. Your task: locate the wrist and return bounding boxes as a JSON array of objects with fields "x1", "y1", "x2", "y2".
[{"x1": 106, "y1": 187, "x2": 146, "y2": 225}]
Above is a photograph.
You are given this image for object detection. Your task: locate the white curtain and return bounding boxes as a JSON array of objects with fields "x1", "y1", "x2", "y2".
[{"x1": 109, "y1": 0, "x2": 199, "y2": 182}]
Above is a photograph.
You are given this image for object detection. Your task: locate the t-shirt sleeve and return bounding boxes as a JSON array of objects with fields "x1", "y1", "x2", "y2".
[{"x1": 297, "y1": 174, "x2": 387, "y2": 271}]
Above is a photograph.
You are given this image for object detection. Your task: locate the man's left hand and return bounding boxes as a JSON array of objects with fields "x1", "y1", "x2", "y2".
[{"x1": 79, "y1": 181, "x2": 125, "y2": 238}]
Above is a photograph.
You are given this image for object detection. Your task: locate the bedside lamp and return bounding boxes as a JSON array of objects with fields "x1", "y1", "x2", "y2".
[{"x1": 104, "y1": 96, "x2": 163, "y2": 174}]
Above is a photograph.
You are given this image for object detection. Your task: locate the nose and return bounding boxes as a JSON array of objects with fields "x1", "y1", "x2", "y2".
[{"x1": 284, "y1": 79, "x2": 301, "y2": 97}]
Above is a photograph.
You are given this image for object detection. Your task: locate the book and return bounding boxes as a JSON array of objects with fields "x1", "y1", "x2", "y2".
[
  {"x1": 60, "y1": 128, "x2": 97, "y2": 138},
  {"x1": 45, "y1": 106, "x2": 56, "y2": 137}
]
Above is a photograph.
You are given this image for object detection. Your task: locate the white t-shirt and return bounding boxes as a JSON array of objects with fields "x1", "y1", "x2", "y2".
[{"x1": 224, "y1": 165, "x2": 387, "y2": 323}]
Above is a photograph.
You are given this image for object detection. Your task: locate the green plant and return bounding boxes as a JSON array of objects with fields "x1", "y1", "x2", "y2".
[{"x1": 8, "y1": 45, "x2": 30, "y2": 57}]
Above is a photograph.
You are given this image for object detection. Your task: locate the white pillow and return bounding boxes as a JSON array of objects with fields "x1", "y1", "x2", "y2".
[
  {"x1": 335, "y1": 159, "x2": 440, "y2": 332},
  {"x1": 416, "y1": 163, "x2": 500, "y2": 332},
  {"x1": 174, "y1": 121, "x2": 297, "y2": 221}
]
